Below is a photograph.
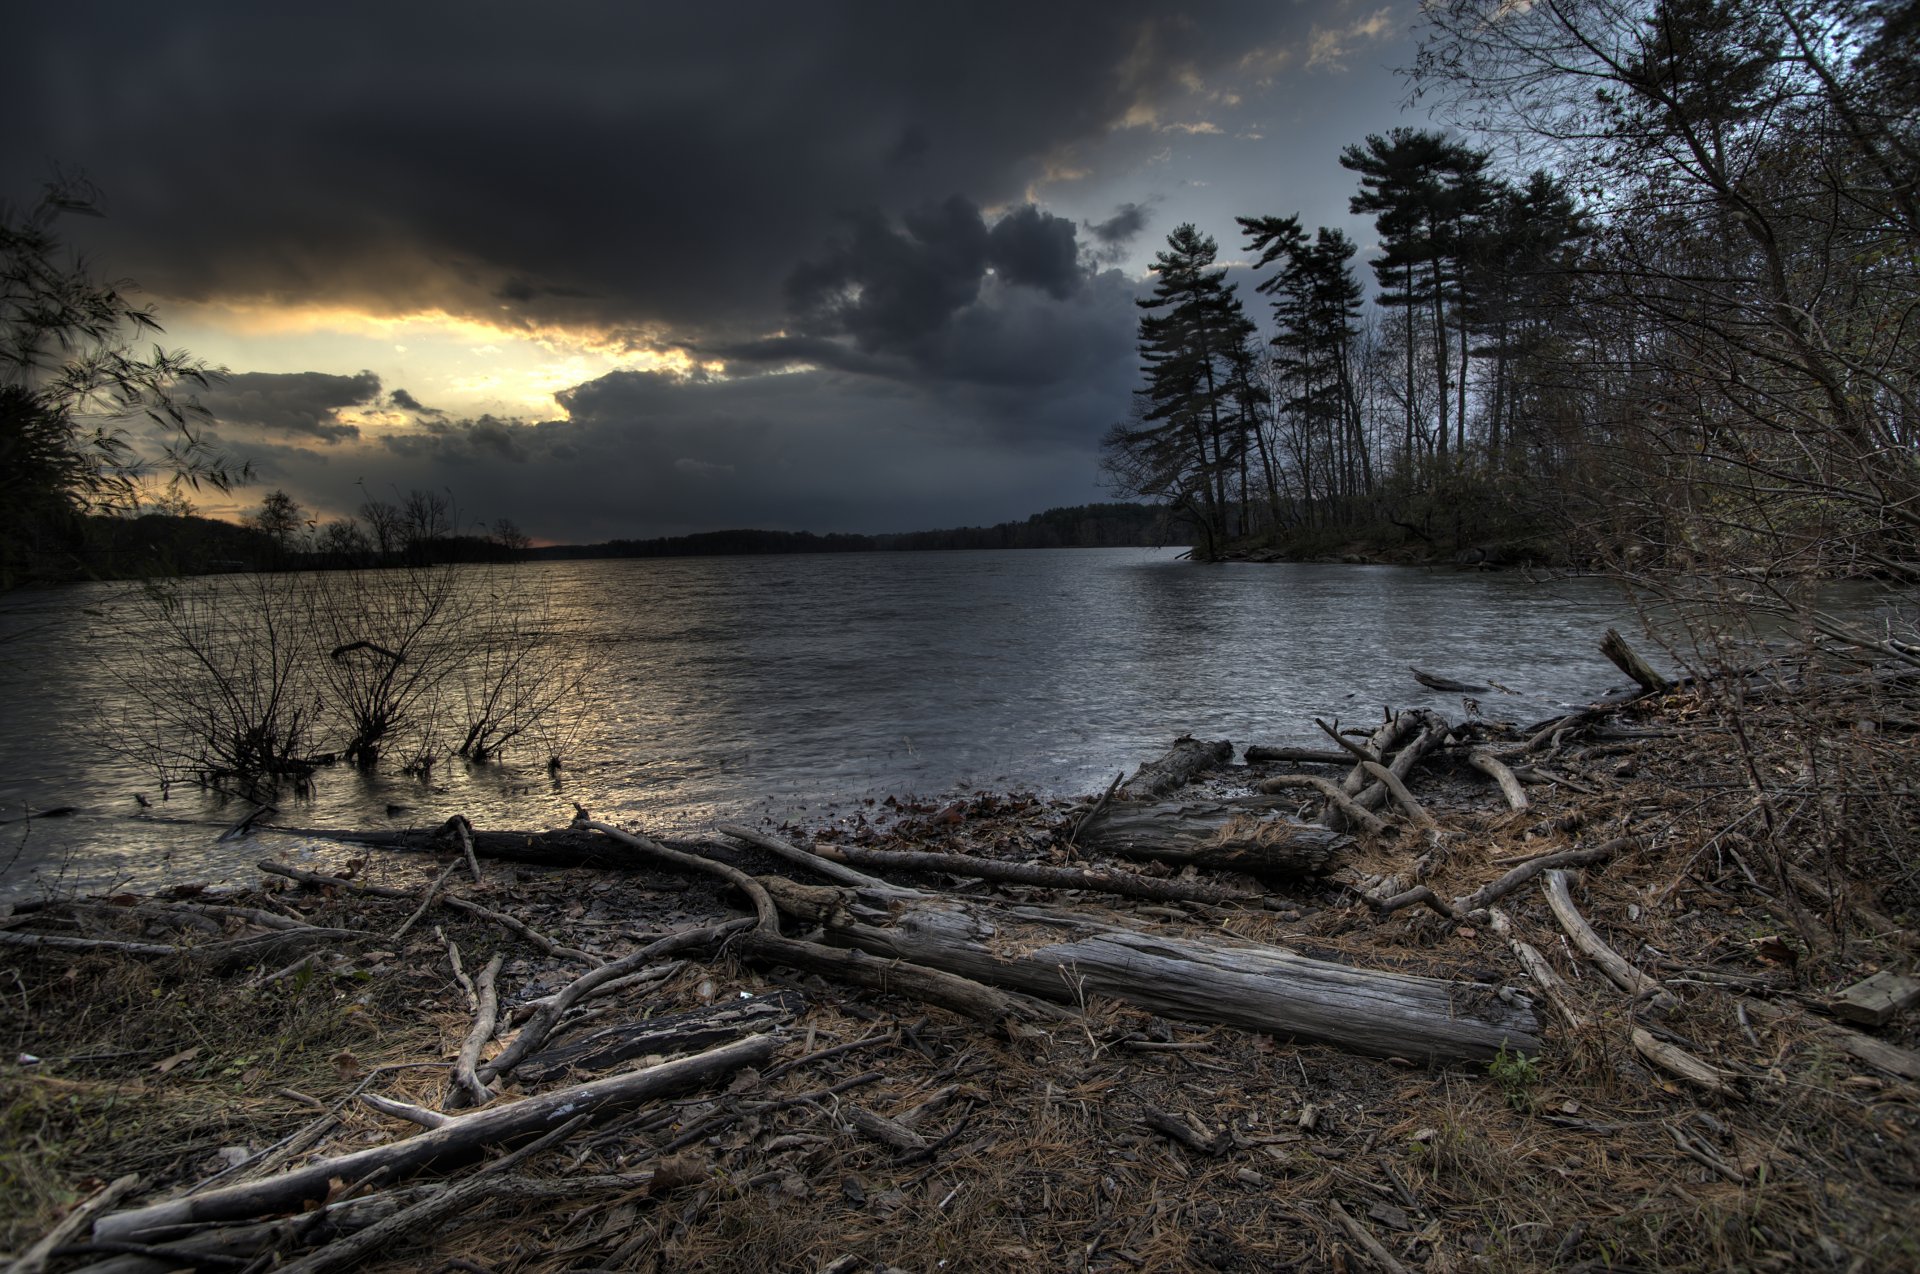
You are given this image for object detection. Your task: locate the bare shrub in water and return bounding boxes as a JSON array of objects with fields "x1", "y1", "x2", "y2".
[{"x1": 104, "y1": 562, "x2": 591, "y2": 794}]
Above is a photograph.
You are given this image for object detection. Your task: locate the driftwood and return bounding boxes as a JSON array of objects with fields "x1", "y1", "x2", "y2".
[
  {"x1": 258, "y1": 860, "x2": 597, "y2": 965},
  {"x1": 1541, "y1": 870, "x2": 1676, "y2": 1011},
  {"x1": 1488, "y1": 908, "x2": 1587, "y2": 1030},
  {"x1": 1631, "y1": 1027, "x2": 1740, "y2": 1097},
  {"x1": 1075, "y1": 799, "x2": 1349, "y2": 876},
  {"x1": 514, "y1": 991, "x2": 804, "y2": 1086},
  {"x1": 761, "y1": 878, "x2": 1541, "y2": 1062},
  {"x1": 1410, "y1": 667, "x2": 1490, "y2": 694},
  {"x1": 1257, "y1": 775, "x2": 1390, "y2": 834},
  {"x1": 450, "y1": 954, "x2": 503, "y2": 1107},
  {"x1": 1360, "y1": 760, "x2": 1436, "y2": 829},
  {"x1": 0, "y1": 924, "x2": 361, "y2": 972},
  {"x1": 1467, "y1": 750, "x2": 1530, "y2": 811},
  {"x1": 90, "y1": 1034, "x2": 777, "y2": 1244},
  {"x1": 475, "y1": 919, "x2": 756, "y2": 1091},
  {"x1": 8, "y1": 1174, "x2": 141, "y2": 1274},
  {"x1": 1600, "y1": 627, "x2": 1672, "y2": 695},
  {"x1": 578, "y1": 819, "x2": 1066, "y2": 1027},
  {"x1": 1741, "y1": 998, "x2": 1920, "y2": 1081},
  {"x1": 1122, "y1": 736, "x2": 1233, "y2": 800},
  {"x1": 803, "y1": 840, "x2": 1257, "y2": 905},
  {"x1": 715, "y1": 823, "x2": 902, "y2": 891}
]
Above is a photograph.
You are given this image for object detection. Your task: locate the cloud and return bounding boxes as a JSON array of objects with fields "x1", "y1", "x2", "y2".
[
  {"x1": 1307, "y1": 7, "x2": 1399, "y2": 72},
  {"x1": 788, "y1": 198, "x2": 1090, "y2": 354},
  {"x1": 199, "y1": 370, "x2": 381, "y2": 442},
  {"x1": 2, "y1": 4, "x2": 1373, "y2": 341},
  {"x1": 986, "y1": 204, "x2": 1082, "y2": 299},
  {"x1": 388, "y1": 387, "x2": 443, "y2": 415}
]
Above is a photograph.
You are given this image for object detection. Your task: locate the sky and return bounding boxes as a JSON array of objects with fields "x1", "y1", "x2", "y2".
[{"x1": 7, "y1": 2, "x2": 1433, "y2": 543}]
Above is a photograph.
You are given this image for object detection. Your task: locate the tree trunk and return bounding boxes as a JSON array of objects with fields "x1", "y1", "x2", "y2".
[
  {"x1": 762, "y1": 880, "x2": 1539, "y2": 1062},
  {"x1": 1122, "y1": 736, "x2": 1233, "y2": 800},
  {"x1": 1075, "y1": 798, "x2": 1347, "y2": 877}
]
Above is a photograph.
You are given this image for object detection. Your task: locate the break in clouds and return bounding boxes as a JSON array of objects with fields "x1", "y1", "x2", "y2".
[{"x1": 222, "y1": 195, "x2": 1145, "y2": 540}]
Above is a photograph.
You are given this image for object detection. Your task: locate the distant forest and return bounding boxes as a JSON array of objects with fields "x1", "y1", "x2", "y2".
[
  {"x1": 5, "y1": 501, "x2": 1179, "y2": 583},
  {"x1": 535, "y1": 503, "x2": 1177, "y2": 561}
]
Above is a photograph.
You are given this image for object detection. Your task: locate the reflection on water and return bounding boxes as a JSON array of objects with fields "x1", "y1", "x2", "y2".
[{"x1": 1, "y1": 549, "x2": 1657, "y2": 897}]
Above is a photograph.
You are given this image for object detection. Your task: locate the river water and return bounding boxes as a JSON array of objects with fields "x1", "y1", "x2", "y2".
[{"x1": 0, "y1": 549, "x2": 1653, "y2": 899}]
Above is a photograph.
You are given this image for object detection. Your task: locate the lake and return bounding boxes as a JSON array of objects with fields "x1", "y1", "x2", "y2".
[{"x1": 0, "y1": 549, "x2": 1651, "y2": 898}]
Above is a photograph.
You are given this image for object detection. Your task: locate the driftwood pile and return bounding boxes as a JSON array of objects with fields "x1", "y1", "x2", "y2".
[{"x1": 4, "y1": 628, "x2": 1920, "y2": 1271}]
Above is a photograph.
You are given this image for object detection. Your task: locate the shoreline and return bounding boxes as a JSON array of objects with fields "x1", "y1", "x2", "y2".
[{"x1": 5, "y1": 635, "x2": 1917, "y2": 1269}]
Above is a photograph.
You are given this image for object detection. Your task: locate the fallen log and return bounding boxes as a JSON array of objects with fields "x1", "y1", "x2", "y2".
[
  {"x1": 256, "y1": 822, "x2": 633, "y2": 869},
  {"x1": 1074, "y1": 798, "x2": 1349, "y2": 876},
  {"x1": 1600, "y1": 628, "x2": 1672, "y2": 695},
  {"x1": 577, "y1": 819, "x2": 1066, "y2": 1027},
  {"x1": 803, "y1": 840, "x2": 1257, "y2": 905},
  {"x1": 91, "y1": 1034, "x2": 777, "y2": 1245},
  {"x1": 1121, "y1": 736, "x2": 1233, "y2": 800},
  {"x1": 1244, "y1": 746, "x2": 1353, "y2": 766},
  {"x1": 760, "y1": 879, "x2": 1540, "y2": 1062},
  {"x1": 1411, "y1": 667, "x2": 1490, "y2": 694}
]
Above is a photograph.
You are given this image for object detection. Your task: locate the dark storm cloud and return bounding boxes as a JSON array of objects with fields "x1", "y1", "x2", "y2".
[
  {"x1": 1088, "y1": 202, "x2": 1152, "y2": 246},
  {"x1": 786, "y1": 198, "x2": 1090, "y2": 357},
  {"x1": 2, "y1": 3, "x2": 1348, "y2": 335},
  {"x1": 986, "y1": 205, "x2": 1083, "y2": 299},
  {"x1": 387, "y1": 387, "x2": 443, "y2": 415},
  {"x1": 199, "y1": 370, "x2": 382, "y2": 442}
]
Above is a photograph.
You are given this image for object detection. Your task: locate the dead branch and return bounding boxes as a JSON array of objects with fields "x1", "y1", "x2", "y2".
[
  {"x1": 1467, "y1": 750, "x2": 1530, "y2": 811},
  {"x1": 91, "y1": 1035, "x2": 778, "y2": 1245},
  {"x1": 1541, "y1": 870, "x2": 1676, "y2": 1011}
]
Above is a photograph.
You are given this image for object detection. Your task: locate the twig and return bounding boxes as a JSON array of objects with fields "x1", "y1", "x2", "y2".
[
  {"x1": 1327, "y1": 1197, "x2": 1413, "y2": 1274},
  {"x1": 258, "y1": 861, "x2": 599, "y2": 966},
  {"x1": 714, "y1": 822, "x2": 902, "y2": 891},
  {"x1": 1069, "y1": 771, "x2": 1127, "y2": 847},
  {"x1": 393, "y1": 859, "x2": 461, "y2": 944}
]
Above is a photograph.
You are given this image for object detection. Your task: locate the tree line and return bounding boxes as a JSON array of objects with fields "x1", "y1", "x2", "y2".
[{"x1": 1105, "y1": 0, "x2": 1917, "y2": 575}]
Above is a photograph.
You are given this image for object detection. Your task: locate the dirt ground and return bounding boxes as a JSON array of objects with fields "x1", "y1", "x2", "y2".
[{"x1": 3, "y1": 657, "x2": 1918, "y2": 1273}]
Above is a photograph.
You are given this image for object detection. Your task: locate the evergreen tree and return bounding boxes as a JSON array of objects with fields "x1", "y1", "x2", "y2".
[{"x1": 1102, "y1": 225, "x2": 1259, "y2": 556}]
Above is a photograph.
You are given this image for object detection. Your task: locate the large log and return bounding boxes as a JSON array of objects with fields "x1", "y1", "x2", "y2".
[
  {"x1": 761, "y1": 879, "x2": 1540, "y2": 1062},
  {"x1": 1074, "y1": 798, "x2": 1349, "y2": 876},
  {"x1": 1121, "y1": 736, "x2": 1233, "y2": 800}
]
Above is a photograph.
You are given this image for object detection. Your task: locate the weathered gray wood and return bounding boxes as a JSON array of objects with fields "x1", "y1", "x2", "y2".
[
  {"x1": 514, "y1": 992, "x2": 803, "y2": 1085},
  {"x1": 805, "y1": 841, "x2": 1255, "y2": 904},
  {"x1": 1468, "y1": 750, "x2": 1530, "y2": 811},
  {"x1": 1541, "y1": 870, "x2": 1676, "y2": 1011},
  {"x1": 1829, "y1": 970, "x2": 1920, "y2": 1027},
  {"x1": 1122, "y1": 736, "x2": 1233, "y2": 800},
  {"x1": 91, "y1": 1034, "x2": 777, "y2": 1244},
  {"x1": 1600, "y1": 628, "x2": 1672, "y2": 695},
  {"x1": 762, "y1": 880, "x2": 1539, "y2": 1062},
  {"x1": 1075, "y1": 798, "x2": 1349, "y2": 876}
]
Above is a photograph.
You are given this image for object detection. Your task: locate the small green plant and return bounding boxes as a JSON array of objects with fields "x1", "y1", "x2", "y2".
[{"x1": 1488, "y1": 1044, "x2": 1543, "y2": 1112}]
